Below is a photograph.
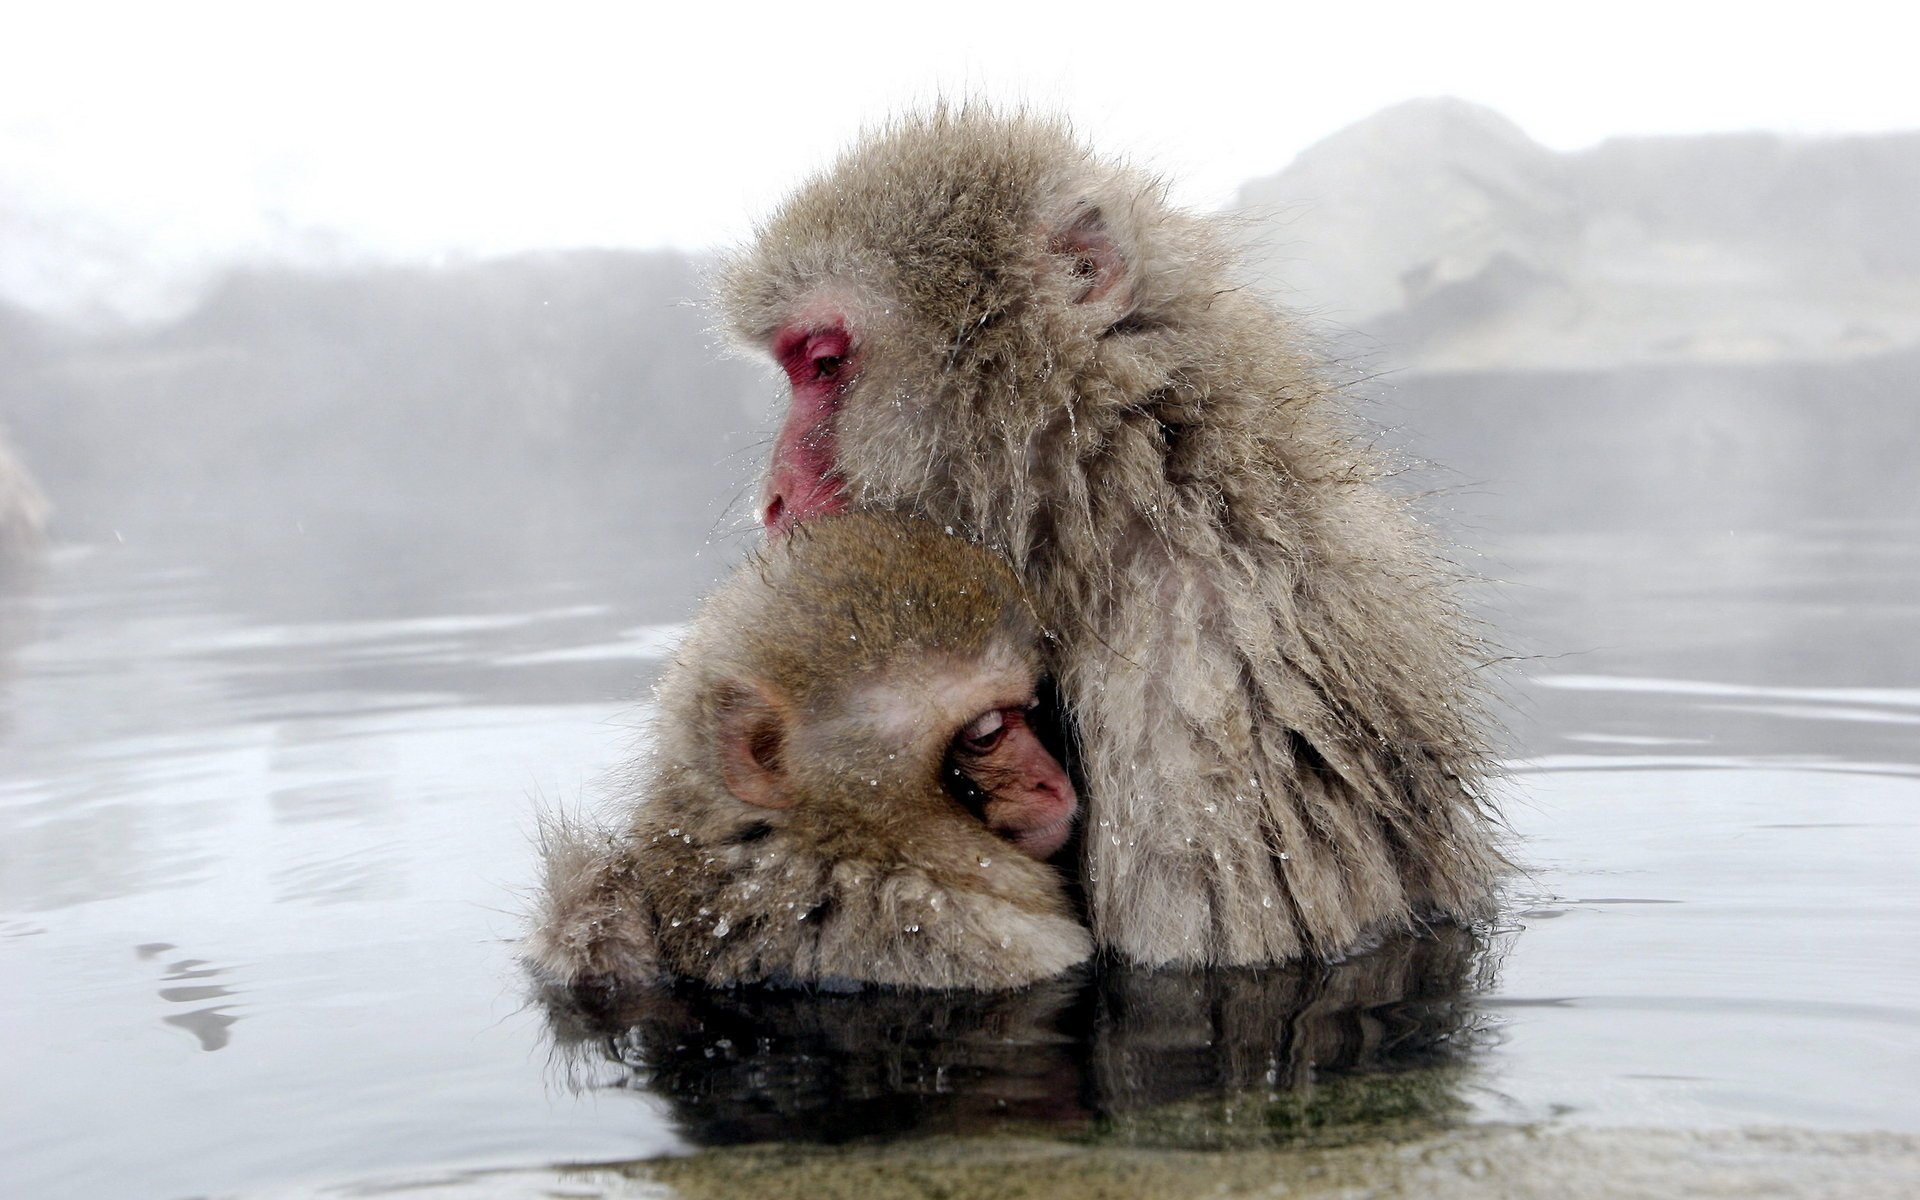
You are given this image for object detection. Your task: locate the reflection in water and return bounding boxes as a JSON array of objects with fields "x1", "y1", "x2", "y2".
[
  {"x1": 137, "y1": 941, "x2": 243, "y2": 1051},
  {"x1": 537, "y1": 926, "x2": 1494, "y2": 1148},
  {"x1": 162, "y1": 1005, "x2": 240, "y2": 1052}
]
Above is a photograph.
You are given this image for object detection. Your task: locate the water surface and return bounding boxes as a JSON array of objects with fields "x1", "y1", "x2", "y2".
[{"x1": 2, "y1": 520, "x2": 1916, "y2": 1197}]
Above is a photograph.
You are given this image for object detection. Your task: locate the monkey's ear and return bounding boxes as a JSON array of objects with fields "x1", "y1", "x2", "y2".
[
  {"x1": 1047, "y1": 207, "x2": 1131, "y2": 309},
  {"x1": 714, "y1": 680, "x2": 794, "y2": 810}
]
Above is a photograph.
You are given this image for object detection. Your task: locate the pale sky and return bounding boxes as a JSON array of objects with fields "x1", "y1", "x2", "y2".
[{"x1": 4, "y1": 0, "x2": 1915, "y2": 317}]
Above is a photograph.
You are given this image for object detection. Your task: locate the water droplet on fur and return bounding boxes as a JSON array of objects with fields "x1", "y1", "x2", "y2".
[
  {"x1": 977, "y1": 856, "x2": 993, "y2": 868},
  {"x1": 1263, "y1": 896, "x2": 1274, "y2": 909},
  {"x1": 712, "y1": 918, "x2": 731, "y2": 938}
]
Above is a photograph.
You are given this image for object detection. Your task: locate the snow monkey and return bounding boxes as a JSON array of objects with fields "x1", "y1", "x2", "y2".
[
  {"x1": 720, "y1": 107, "x2": 1505, "y2": 968},
  {"x1": 528, "y1": 512, "x2": 1092, "y2": 991}
]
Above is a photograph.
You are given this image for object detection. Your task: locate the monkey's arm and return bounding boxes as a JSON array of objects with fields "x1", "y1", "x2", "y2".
[
  {"x1": 524, "y1": 813, "x2": 665, "y2": 987},
  {"x1": 642, "y1": 832, "x2": 1094, "y2": 991},
  {"x1": 799, "y1": 858, "x2": 1094, "y2": 990}
]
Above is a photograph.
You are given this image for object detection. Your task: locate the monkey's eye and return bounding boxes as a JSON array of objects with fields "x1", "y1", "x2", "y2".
[
  {"x1": 775, "y1": 324, "x2": 854, "y2": 391},
  {"x1": 958, "y1": 709, "x2": 1008, "y2": 754}
]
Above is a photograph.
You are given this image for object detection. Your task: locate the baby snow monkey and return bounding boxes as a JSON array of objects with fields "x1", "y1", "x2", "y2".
[{"x1": 527, "y1": 513, "x2": 1091, "y2": 990}]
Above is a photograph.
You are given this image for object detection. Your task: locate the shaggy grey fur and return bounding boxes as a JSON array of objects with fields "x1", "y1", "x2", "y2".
[{"x1": 720, "y1": 108, "x2": 1506, "y2": 967}]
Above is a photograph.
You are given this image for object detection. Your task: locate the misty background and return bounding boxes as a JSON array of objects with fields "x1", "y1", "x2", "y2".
[
  {"x1": 5, "y1": 94, "x2": 1917, "y2": 619},
  {"x1": 5, "y1": 5, "x2": 1919, "y2": 616}
]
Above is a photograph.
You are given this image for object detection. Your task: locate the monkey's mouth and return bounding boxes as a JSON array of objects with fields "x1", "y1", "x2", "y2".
[{"x1": 1004, "y1": 809, "x2": 1077, "y2": 860}]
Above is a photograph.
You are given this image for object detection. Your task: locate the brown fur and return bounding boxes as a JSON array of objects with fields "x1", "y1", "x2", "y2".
[
  {"x1": 526, "y1": 513, "x2": 1092, "y2": 990},
  {"x1": 720, "y1": 107, "x2": 1505, "y2": 967}
]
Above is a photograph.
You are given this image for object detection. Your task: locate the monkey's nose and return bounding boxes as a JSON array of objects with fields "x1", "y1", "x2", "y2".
[{"x1": 761, "y1": 476, "x2": 849, "y2": 533}]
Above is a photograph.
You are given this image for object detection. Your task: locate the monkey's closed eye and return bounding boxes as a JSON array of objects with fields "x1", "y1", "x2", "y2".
[
  {"x1": 774, "y1": 325, "x2": 854, "y2": 391},
  {"x1": 958, "y1": 709, "x2": 1008, "y2": 754}
]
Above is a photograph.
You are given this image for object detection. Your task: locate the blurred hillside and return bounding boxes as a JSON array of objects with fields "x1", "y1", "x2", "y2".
[
  {"x1": 1236, "y1": 97, "x2": 1920, "y2": 372},
  {"x1": 0, "y1": 252, "x2": 768, "y2": 608}
]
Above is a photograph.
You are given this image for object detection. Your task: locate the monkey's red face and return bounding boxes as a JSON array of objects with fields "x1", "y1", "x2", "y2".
[
  {"x1": 763, "y1": 318, "x2": 857, "y2": 532},
  {"x1": 948, "y1": 704, "x2": 1079, "y2": 860},
  {"x1": 731, "y1": 114, "x2": 1141, "y2": 542}
]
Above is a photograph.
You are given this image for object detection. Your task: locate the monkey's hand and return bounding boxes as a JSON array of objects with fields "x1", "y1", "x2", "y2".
[
  {"x1": 525, "y1": 815, "x2": 665, "y2": 988},
  {"x1": 794, "y1": 857, "x2": 1094, "y2": 990}
]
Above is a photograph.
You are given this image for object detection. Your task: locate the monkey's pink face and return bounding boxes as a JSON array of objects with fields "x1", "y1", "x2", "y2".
[
  {"x1": 855, "y1": 660, "x2": 1080, "y2": 861},
  {"x1": 755, "y1": 204, "x2": 1129, "y2": 536},
  {"x1": 950, "y1": 704, "x2": 1079, "y2": 860},
  {"x1": 762, "y1": 316, "x2": 856, "y2": 532}
]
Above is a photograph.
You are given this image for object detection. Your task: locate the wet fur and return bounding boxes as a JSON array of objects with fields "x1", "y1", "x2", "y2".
[
  {"x1": 721, "y1": 108, "x2": 1506, "y2": 966},
  {"x1": 527, "y1": 515, "x2": 1092, "y2": 990}
]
